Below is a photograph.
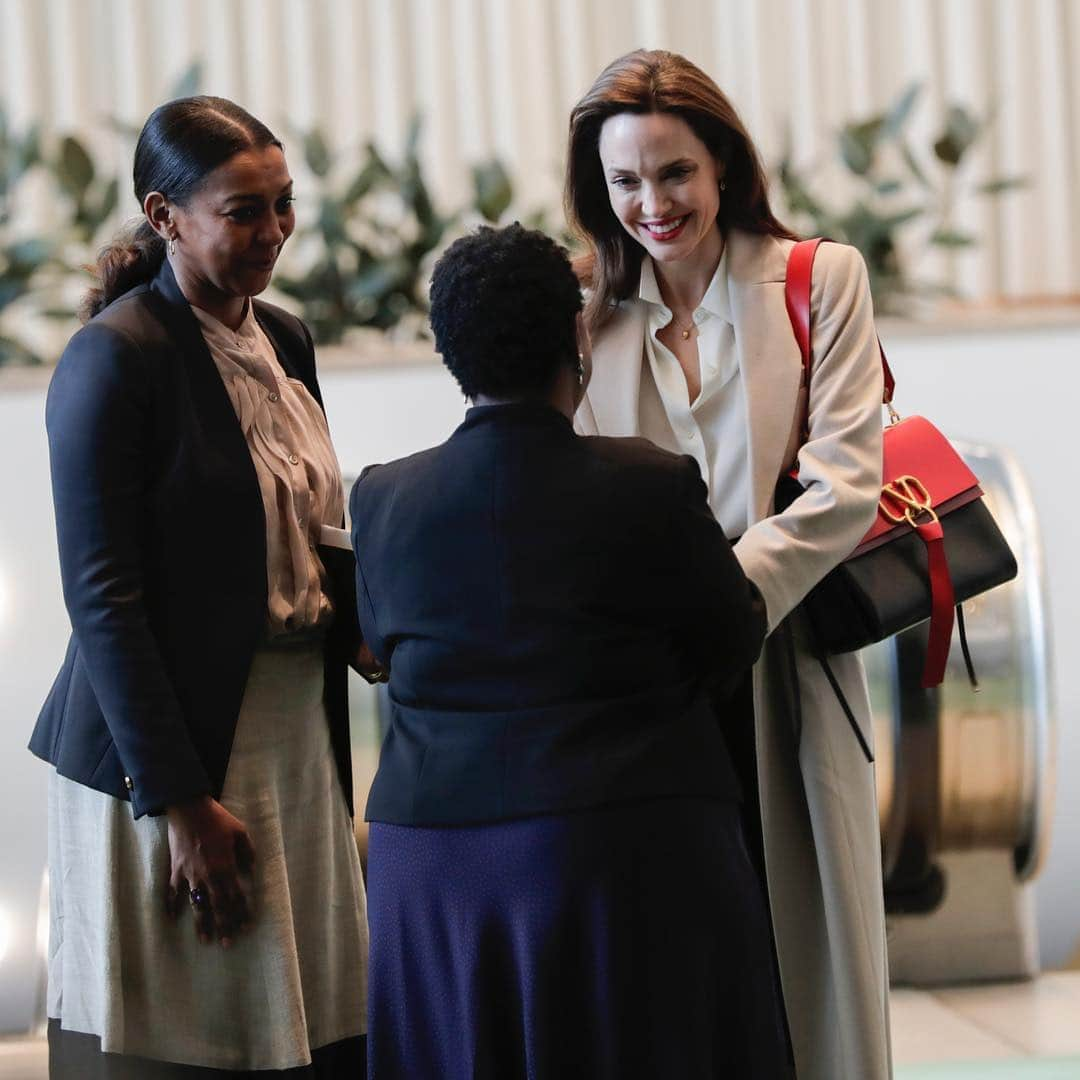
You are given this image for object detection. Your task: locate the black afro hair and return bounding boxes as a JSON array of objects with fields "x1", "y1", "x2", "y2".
[{"x1": 429, "y1": 223, "x2": 583, "y2": 399}]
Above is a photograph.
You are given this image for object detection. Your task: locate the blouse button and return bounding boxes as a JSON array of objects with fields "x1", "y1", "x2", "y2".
[
  {"x1": 268, "y1": 391, "x2": 280, "y2": 403},
  {"x1": 288, "y1": 453, "x2": 300, "y2": 466}
]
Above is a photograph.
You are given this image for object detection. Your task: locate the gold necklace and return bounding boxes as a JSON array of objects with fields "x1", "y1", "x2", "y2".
[{"x1": 670, "y1": 312, "x2": 696, "y2": 340}]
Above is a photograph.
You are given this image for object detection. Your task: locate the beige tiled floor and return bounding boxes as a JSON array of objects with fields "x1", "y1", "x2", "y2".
[
  {"x1": 0, "y1": 1039, "x2": 45, "y2": 1080},
  {"x1": 4, "y1": 973, "x2": 1080, "y2": 1077},
  {"x1": 892, "y1": 972, "x2": 1080, "y2": 1066}
]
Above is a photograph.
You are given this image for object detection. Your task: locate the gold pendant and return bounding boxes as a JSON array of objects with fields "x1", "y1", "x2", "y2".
[{"x1": 682, "y1": 328, "x2": 691, "y2": 340}]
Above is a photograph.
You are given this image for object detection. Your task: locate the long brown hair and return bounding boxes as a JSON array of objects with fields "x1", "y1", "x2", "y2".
[{"x1": 565, "y1": 49, "x2": 796, "y2": 331}]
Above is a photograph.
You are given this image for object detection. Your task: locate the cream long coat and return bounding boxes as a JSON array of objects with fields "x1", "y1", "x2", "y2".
[{"x1": 575, "y1": 228, "x2": 892, "y2": 1080}]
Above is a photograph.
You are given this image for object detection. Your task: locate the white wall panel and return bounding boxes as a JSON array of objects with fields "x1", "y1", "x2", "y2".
[
  {"x1": 940, "y1": 0, "x2": 996, "y2": 299},
  {"x1": 0, "y1": 0, "x2": 1076, "y2": 305},
  {"x1": 1032, "y1": 0, "x2": 1074, "y2": 295}
]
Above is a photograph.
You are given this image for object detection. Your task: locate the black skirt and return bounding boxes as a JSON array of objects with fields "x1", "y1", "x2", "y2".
[
  {"x1": 47, "y1": 1023, "x2": 365, "y2": 1079},
  {"x1": 366, "y1": 797, "x2": 789, "y2": 1080}
]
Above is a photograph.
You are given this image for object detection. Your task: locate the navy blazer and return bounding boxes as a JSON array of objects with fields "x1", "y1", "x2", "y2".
[
  {"x1": 350, "y1": 402, "x2": 767, "y2": 826},
  {"x1": 30, "y1": 260, "x2": 357, "y2": 818}
]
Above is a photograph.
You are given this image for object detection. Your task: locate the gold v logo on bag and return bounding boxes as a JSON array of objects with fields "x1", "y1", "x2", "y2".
[{"x1": 879, "y1": 475, "x2": 939, "y2": 527}]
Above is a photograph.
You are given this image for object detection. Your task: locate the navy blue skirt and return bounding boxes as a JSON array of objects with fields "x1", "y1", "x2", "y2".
[{"x1": 366, "y1": 798, "x2": 789, "y2": 1079}]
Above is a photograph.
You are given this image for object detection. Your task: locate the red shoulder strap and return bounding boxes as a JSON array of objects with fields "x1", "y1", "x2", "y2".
[{"x1": 784, "y1": 238, "x2": 896, "y2": 433}]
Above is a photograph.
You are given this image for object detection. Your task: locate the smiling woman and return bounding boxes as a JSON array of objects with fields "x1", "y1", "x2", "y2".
[
  {"x1": 31, "y1": 97, "x2": 368, "y2": 1078},
  {"x1": 567, "y1": 50, "x2": 891, "y2": 1080},
  {"x1": 145, "y1": 146, "x2": 296, "y2": 325}
]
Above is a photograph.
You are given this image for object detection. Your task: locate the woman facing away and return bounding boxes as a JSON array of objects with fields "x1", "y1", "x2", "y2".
[
  {"x1": 567, "y1": 49, "x2": 891, "y2": 1080},
  {"x1": 352, "y1": 222, "x2": 791, "y2": 1079},
  {"x1": 31, "y1": 96, "x2": 368, "y2": 1077}
]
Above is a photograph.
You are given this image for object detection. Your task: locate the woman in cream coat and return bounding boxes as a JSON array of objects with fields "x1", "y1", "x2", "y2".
[{"x1": 567, "y1": 51, "x2": 891, "y2": 1079}]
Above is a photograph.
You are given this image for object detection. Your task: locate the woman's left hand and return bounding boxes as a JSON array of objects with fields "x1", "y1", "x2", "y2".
[{"x1": 352, "y1": 641, "x2": 388, "y2": 684}]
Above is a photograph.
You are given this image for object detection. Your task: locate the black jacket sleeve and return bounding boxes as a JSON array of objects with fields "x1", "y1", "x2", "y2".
[
  {"x1": 666, "y1": 455, "x2": 767, "y2": 697},
  {"x1": 46, "y1": 323, "x2": 211, "y2": 816}
]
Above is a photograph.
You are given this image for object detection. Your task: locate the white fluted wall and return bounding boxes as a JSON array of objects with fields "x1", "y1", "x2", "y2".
[{"x1": 2, "y1": 0, "x2": 1078, "y2": 303}]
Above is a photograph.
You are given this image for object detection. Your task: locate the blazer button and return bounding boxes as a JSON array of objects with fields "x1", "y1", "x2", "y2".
[{"x1": 124, "y1": 775, "x2": 134, "y2": 791}]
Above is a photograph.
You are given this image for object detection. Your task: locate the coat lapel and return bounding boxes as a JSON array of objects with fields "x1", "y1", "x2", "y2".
[
  {"x1": 577, "y1": 301, "x2": 648, "y2": 437},
  {"x1": 726, "y1": 230, "x2": 804, "y2": 525},
  {"x1": 577, "y1": 231, "x2": 805, "y2": 527},
  {"x1": 147, "y1": 259, "x2": 257, "y2": 469}
]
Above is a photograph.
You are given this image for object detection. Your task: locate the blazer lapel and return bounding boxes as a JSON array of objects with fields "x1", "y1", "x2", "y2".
[
  {"x1": 726, "y1": 230, "x2": 803, "y2": 525},
  {"x1": 577, "y1": 301, "x2": 648, "y2": 437},
  {"x1": 147, "y1": 260, "x2": 260, "y2": 486}
]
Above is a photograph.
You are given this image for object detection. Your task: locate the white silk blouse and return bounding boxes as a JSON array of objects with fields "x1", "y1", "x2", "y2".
[
  {"x1": 192, "y1": 302, "x2": 345, "y2": 637},
  {"x1": 637, "y1": 246, "x2": 750, "y2": 539}
]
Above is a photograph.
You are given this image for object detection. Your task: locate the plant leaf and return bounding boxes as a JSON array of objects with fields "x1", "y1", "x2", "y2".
[
  {"x1": 884, "y1": 83, "x2": 921, "y2": 137},
  {"x1": 881, "y1": 206, "x2": 924, "y2": 229},
  {"x1": 0, "y1": 333, "x2": 43, "y2": 366},
  {"x1": 929, "y1": 228, "x2": 977, "y2": 247},
  {"x1": 839, "y1": 123, "x2": 879, "y2": 175},
  {"x1": 304, "y1": 129, "x2": 332, "y2": 178},
  {"x1": 96, "y1": 175, "x2": 120, "y2": 225},
  {"x1": 933, "y1": 104, "x2": 980, "y2": 166},
  {"x1": 404, "y1": 115, "x2": 423, "y2": 160},
  {"x1": 169, "y1": 61, "x2": 203, "y2": 99},
  {"x1": 350, "y1": 257, "x2": 410, "y2": 302},
  {"x1": 899, "y1": 139, "x2": 930, "y2": 188},
  {"x1": 104, "y1": 116, "x2": 143, "y2": 140},
  {"x1": 471, "y1": 160, "x2": 513, "y2": 222},
  {"x1": 976, "y1": 176, "x2": 1027, "y2": 195},
  {"x1": 58, "y1": 136, "x2": 95, "y2": 199},
  {"x1": 6, "y1": 237, "x2": 52, "y2": 269}
]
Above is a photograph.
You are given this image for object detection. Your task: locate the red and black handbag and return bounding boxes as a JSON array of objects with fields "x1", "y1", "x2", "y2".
[{"x1": 776, "y1": 238, "x2": 1018, "y2": 756}]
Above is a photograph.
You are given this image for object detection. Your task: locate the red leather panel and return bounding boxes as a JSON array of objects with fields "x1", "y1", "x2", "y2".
[{"x1": 858, "y1": 416, "x2": 980, "y2": 548}]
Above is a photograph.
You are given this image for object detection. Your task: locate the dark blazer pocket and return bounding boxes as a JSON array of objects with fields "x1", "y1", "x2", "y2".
[
  {"x1": 53, "y1": 665, "x2": 115, "y2": 786},
  {"x1": 30, "y1": 638, "x2": 79, "y2": 762}
]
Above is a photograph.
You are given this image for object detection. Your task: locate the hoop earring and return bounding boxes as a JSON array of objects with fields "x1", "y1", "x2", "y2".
[{"x1": 167, "y1": 236, "x2": 176, "y2": 256}]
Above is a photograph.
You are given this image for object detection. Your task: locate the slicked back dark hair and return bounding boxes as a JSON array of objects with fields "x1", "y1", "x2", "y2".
[
  {"x1": 429, "y1": 223, "x2": 583, "y2": 400},
  {"x1": 81, "y1": 96, "x2": 282, "y2": 321}
]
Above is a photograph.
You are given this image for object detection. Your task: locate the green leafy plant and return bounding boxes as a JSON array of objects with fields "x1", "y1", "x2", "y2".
[
  {"x1": 777, "y1": 84, "x2": 1026, "y2": 313},
  {"x1": 0, "y1": 116, "x2": 127, "y2": 364},
  {"x1": 0, "y1": 106, "x2": 51, "y2": 364},
  {"x1": 273, "y1": 117, "x2": 517, "y2": 345}
]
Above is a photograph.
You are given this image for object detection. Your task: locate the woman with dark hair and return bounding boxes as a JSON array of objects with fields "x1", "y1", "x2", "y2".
[
  {"x1": 31, "y1": 96, "x2": 368, "y2": 1077},
  {"x1": 566, "y1": 50, "x2": 891, "y2": 1080},
  {"x1": 351, "y1": 222, "x2": 789, "y2": 1079}
]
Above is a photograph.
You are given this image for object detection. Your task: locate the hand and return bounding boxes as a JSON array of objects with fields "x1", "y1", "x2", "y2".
[
  {"x1": 165, "y1": 795, "x2": 256, "y2": 947},
  {"x1": 353, "y1": 641, "x2": 389, "y2": 684}
]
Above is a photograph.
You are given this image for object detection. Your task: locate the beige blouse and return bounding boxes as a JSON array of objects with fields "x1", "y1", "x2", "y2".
[{"x1": 192, "y1": 302, "x2": 344, "y2": 637}]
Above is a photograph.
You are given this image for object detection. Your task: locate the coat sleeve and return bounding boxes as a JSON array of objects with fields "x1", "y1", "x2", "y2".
[
  {"x1": 734, "y1": 243, "x2": 884, "y2": 633},
  {"x1": 46, "y1": 323, "x2": 211, "y2": 816},
  {"x1": 348, "y1": 466, "x2": 389, "y2": 666}
]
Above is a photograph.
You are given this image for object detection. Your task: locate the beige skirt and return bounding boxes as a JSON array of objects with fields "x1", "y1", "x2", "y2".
[{"x1": 47, "y1": 642, "x2": 368, "y2": 1072}]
